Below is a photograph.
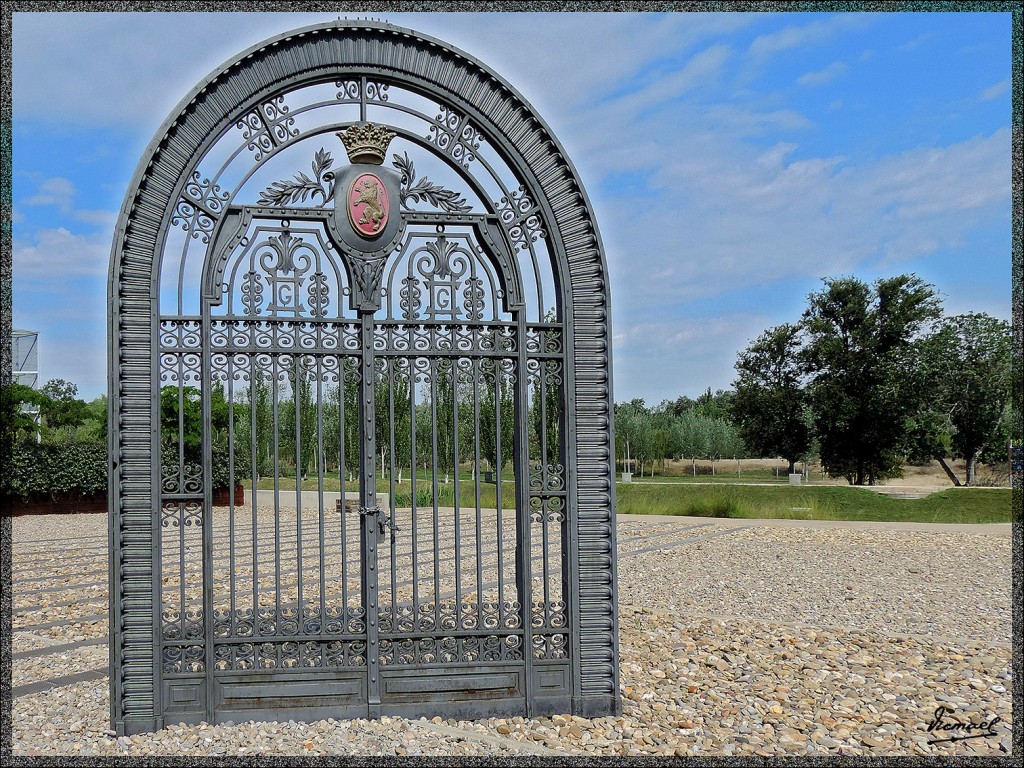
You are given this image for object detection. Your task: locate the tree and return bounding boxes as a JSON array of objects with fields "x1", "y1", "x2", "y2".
[
  {"x1": 279, "y1": 359, "x2": 317, "y2": 479},
  {"x1": 530, "y1": 360, "x2": 562, "y2": 472},
  {"x1": 1, "y1": 383, "x2": 48, "y2": 443},
  {"x1": 376, "y1": 361, "x2": 412, "y2": 482},
  {"x1": 39, "y1": 378, "x2": 89, "y2": 435},
  {"x1": 800, "y1": 275, "x2": 942, "y2": 485},
  {"x1": 160, "y1": 384, "x2": 231, "y2": 465},
  {"x1": 659, "y1": 395, "x2": 697, "y2": 418},
  {"x1": 732, "y1": 323, "x2": 812, "y2": 473},
  {"x1": 694, "y1": 387, "x2": 733, "y2": 421},
  {"x1": 670, "y1": 409, "x2": 708, "y2": 469},
  {"x1": 72, "y1": 396, "x2": 108, "y2": 444},
  {"x1": 614, "y1": 399, "x2": 647, "y2": 474},
  {"x1": 433, "y1": 359, "x2": 457, "y2": 483},
  {"x1": 480, "y1": 367, "x2": 514, "y2": 479},
  {"x1": 921, "y1": 313, "x2": 1012, "y2": 485}
]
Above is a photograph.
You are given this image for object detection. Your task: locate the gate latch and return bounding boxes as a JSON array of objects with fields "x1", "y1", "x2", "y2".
[{"x1": 358, "y1": 506, "x2": 400, "y2": 537}]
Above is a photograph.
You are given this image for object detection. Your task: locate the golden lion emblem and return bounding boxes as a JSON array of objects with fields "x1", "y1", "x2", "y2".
[{"x1": 353, "y1": 177, "x2": 385, "y2": 232}]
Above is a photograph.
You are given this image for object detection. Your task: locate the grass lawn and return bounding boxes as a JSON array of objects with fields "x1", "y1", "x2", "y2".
[
  {"x1": 614, "y1": 483, "x2": 1014, "y2": 524},
  {"x1": 256, "y1": 471, "x2": 516, "y2": 509},
  {"x1": 256, "y1": 472, "x2": 1012, "y2": 524}
]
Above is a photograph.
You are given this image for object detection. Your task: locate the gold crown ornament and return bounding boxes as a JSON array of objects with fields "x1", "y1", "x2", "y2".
[{"x1": 338, "y1": 122, "x2": 396, "y2": 165}]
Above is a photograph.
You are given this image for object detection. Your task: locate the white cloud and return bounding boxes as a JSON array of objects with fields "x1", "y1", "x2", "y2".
[
  {"x1": 612, "y1": 44, "x2": 733, "y2": 115},
  {"x1": 24, "y1": 176, "x2": 76, "y2": 213},
  {"x1": 12, "y1": 11, "x2": 762, "y2": 134},
  {"x1": 797, "y1": 61, "x2": 849, "y2": 87},
  {"x1": 596, "y1": 125, "x2": 1009, "y2": 317},
  {"x1": 854, "y1": 130, "x2": 1010, "y2": 219},
  {"x1": 748, "y1": 14, "x2": 872, "y2": 58},
  {"x1": 613, "y1": 313, "x2": 773, "y2": 402},
  {"x1": 896, "y1": 32, "x2": 935, "y2": 52},
  {"x1": 14, "y1": 227, "x2": 111, "y2": 278},
  {"x1": 10, "y1": 11, "x2": 1012, "y2": 402},
  {"x1": 73, "y1": 209, "x2": 119, "y2": 228},
  {"x1": 979, "y1": 78, "x2": 1009, "y2": 101}
]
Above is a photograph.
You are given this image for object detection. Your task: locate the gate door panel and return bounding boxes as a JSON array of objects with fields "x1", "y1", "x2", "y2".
[
  {"x1": 373, "y1": 226, "x2": 534, "y2": 714},
  {"x1": 110, "y1": 21, "x2": 618, "y2": 736},
  {"x1": 206, "y1": 223, "x2": 369, "y2": 718}
]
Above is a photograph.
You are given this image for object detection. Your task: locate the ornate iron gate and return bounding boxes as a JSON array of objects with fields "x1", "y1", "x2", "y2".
[{"x1": 109, "y1": 20, "x2": 618, "y2": 734}]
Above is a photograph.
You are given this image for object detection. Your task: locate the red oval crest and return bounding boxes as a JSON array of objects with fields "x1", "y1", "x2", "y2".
[{"x1": 347, "y1": 172, "x2": 390, "y2": 238}]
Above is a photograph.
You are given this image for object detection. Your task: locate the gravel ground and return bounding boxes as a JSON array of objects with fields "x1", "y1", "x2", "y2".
[{"x1": 10, "y1": 510, "x2": 1013, "y2": 756}]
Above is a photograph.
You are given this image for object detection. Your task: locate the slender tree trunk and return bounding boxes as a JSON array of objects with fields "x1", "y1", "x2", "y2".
[
  {"x1": 965, "y1": 452, "x2": 977, "y2": 486},
  {"x1": 936, "y1": 456, "x2": 962, "y2": 487}
]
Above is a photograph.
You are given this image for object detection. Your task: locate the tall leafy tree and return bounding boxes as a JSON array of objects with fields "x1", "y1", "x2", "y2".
[
  {"x1": 433, "y1": 359, "x2": 457, "y2": 483},
  {"x1": 801, "y1": 275, "x2": 942, "y2": 485},
  {"x1": 694, "y1": 387, "x2": 734, "y2": 421},
  {"x1": 732, "y1": 323, "x2": 811, "y2": 473},
  {"x1": 480, "y1": 368, "x2": 515, "y2": 478},
  {"x1": 920, "y1": 313, "x2": 1012, "y2": 485},
  {"x1": 39, "y1": 378, "x2": 89, "y2": 435},
  {"x1": 530, "y1": 361, "x2": 562, "y2": 471},
  {"x1": 1, "y1": 383, "x2": 48, "y2": 443},
  {"x1": 614, "y1": 398, "x2": 646, "y2": 474}
]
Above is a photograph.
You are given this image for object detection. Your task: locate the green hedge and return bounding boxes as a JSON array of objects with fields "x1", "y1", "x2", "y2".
[
  {"x1": 4, "y1": 442, "x2": 109, "y2": 500},
  {"x1": 3, "y1": 441, "x2": 244, "y2": 501}
]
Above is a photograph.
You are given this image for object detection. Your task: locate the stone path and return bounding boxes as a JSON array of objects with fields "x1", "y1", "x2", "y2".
[{"x1": 10, "y1": 510, "x2": 1013, "y2": 756}]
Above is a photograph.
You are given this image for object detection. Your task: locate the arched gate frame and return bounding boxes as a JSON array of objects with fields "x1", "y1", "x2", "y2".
[{"x1": 108, "y1": 20, "x2": 619, "y2": 735}]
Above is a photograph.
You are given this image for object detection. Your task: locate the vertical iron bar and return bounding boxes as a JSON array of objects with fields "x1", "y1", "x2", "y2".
[
  {"x1": 388, "y1": 359, "x2": 398, "y2": 626},
  {"x1": 176, "y1": 357, "x2": 185, "y2": 638},
  {"x1": 339, "y1": 365, "x2": 348, "y2": 631},
  {"x1": 558, "y1": 357, "x2": 572, "y2": 680},
  {"x1": 540, "y1": 360, "x2": 550, "y2": 627},
  {"x1": 514, "y1": 315, "x2": 535, "y2": 712},
  {"x1": 409, "y1": 361, "x2": 418, "y2": 615},
  {"x1": 228, "y1": 354, "x2": 236, "y2": 632},
  {"x1": 200, "y1": 313, "x2": 215, "y2": 724},
  {"x1": 316, "y1": 357, "x2": 326, "y2": 633},
  {"x1": 272, "y1": 356, "x2": 280, "y2": 626},
  {"x1": 294, "y1": 358, "x2": 303, "y2": 621},
  {"x1": 473, "y1": 360, "x2": 485, "y2": 618},
  {"x1": 177, "y1": 357, "x2": 184, "y2": 501},
  {"x1": 430, "y1": 359, "x2": 439, "y2": 633},
  {"x1": 541, "y1": 506, "x2": 551, "y2": 628},
  {"x1": 359, "y1": 312, "x2": 380, "y2": 717},
  {"x1": 453, "y1": 359, "x2": 462, "y2": 624},
  {"x1": 249, "y1": 354, "x2": 258, "y2": 625},
  {"x1": 494, "y1": 360, "x2": 504, "y2": 628}
]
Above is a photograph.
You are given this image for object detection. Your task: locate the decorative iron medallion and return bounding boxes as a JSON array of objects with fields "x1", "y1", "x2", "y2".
[
  {"x1": 327, "y1": 123, "x2": 405, "y2": 259},
  {"x1": 348, "y1": 172, "x2": 389, "y2": 237}
]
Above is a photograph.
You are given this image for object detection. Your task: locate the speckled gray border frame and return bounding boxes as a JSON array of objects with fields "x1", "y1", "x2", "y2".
[
  {"x1": 2, "y1": 1, "x2": 1021, "y2": 764},
  {"x1": 106, "y1": 18, "x2": 619, "y2": 734}
]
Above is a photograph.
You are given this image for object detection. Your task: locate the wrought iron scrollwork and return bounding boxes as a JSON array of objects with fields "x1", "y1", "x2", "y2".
[
  {"x1": 172, "y1": 171, "x2": 230, "y2": 244},
  {"x1": 237, "y1": 96, "x2": 299, "y2": 161},
  {"x1": 427, "y1": 106, "x2": 482, "y2": 168},
  {"x1": 336, "y1": 78, "x2": 390, "y2": 103},
  {"x1": 496, "y1": 185, "x2": 546, "y2": 251}
]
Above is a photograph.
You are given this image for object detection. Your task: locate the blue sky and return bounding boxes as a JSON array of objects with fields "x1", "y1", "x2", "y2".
[{"x1": 11, "y1": 10, "x2": 1013, "y2": 403}]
